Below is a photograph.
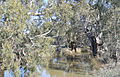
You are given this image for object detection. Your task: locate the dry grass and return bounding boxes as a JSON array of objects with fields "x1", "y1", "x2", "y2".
[
  {"x1": 61, "y1": 47, "x2": 91, "y2": 56},
  {"x1": 91, "y1": 58, "x2": 102, "y2": 70}
]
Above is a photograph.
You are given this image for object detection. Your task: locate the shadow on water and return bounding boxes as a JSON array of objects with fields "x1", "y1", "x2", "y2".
[
  {"x1": 0, "y1": 59, "x2": 94, "y2": 77},
  {"x1": 0, "y1": 68, "x2": 92, "y2": 77},
  {"x1": 3, "y1": 67, "x2": 29, "y2": 77},
  {"x1": 0, "y1": 55, "x2": 98, "y2": 77},
  {"x1": 0, "y1": 52, "x2": 99, "y2": 77},
  {"x1": 1, "y1": 65, "x2": 90, "y2": 77}
]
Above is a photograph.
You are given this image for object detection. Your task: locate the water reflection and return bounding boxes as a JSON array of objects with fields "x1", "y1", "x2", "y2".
[
  {"x1": 4, "y1": 70, "x2": 14, "y2": 77},
  {"x1": 20, "y1": 67, "x2": 25, "y2": 77},
  {"x1": 3, "y1": 67, "x2": 51, "y2": 77},
  {"x1": 4, "y1": 67, "x2": 29, "y2": 77},
  {"x1": 3, "y1": 66, "x2": 91, "y2": 77},
  {"x1": 46, "y1": 67, "x2": 93, "y2": 77},
  {"x1": 41, "y1": 70, "x2": 50, "y2": 77},
  {"x1": 3, "y1": 56, "x2": 94, "y2": 77}
]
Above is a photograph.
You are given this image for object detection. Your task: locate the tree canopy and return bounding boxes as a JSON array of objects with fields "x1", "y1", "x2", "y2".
[{"x1": 0, "y1": 0, "x2": 120, "y2": 76}]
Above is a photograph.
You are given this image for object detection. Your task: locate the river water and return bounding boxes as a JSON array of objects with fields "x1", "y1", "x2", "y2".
[
  {"x1": 0, "y1": 53, "x2": 96, "y2": 77},
  {"x1": 1, "y1": 64, "x2": 93, "y2": 77},
  {"x1": 0, "y1": 58, "x2": 95, "y2": 77}
]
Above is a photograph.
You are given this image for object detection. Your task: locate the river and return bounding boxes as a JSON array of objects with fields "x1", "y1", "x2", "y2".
[{"x1": 0, "y1": 65, "x2": 93, "y2": 77}]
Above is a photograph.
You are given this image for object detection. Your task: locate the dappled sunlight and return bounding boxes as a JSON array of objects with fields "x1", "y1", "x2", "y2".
[{"x1": 0, "y1": 0, "x2": 120, "y2": 77}]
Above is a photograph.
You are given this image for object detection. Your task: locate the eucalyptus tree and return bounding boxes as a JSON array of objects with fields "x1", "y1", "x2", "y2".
[
  {"x1": 0, "y1": 0, "x2": 55, "y2": 76},
  {"x1": 43, "y1": 0, "x2": 120, "y2": 58}
]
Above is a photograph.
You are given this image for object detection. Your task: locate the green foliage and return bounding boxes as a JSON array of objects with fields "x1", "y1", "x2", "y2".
[
  {"x1": 0, "y1": 0, "x2": 55, "y2": 75},
  {"x1": 0, "y1": 0, "x2": 119, "y2": 76}
]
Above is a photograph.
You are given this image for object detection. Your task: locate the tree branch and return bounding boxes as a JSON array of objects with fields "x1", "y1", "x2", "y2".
[{"x1": 29, "y1": 29, "x2": 53, "y2": 40}]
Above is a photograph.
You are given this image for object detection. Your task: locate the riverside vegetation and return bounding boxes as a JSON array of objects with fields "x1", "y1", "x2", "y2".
[{"x1": 0, "y1": 0, "x2": 120, "y2": 77}]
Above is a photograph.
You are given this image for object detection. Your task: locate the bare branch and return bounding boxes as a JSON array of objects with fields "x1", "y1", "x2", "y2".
[{"x1": 29, "y1": 29, "x2": 53, "y2": 40}]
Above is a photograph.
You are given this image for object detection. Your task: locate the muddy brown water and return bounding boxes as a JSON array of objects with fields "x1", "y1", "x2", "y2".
[
  {"x1": 1, "y1": 48, "x2": 101, "y2": 77},
  {"x1": 1, "y1": 57, "x2": 97, "y2": 77},
  {"x1": 1, "y1": 66, "x2": 93, "y2": 77}
]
